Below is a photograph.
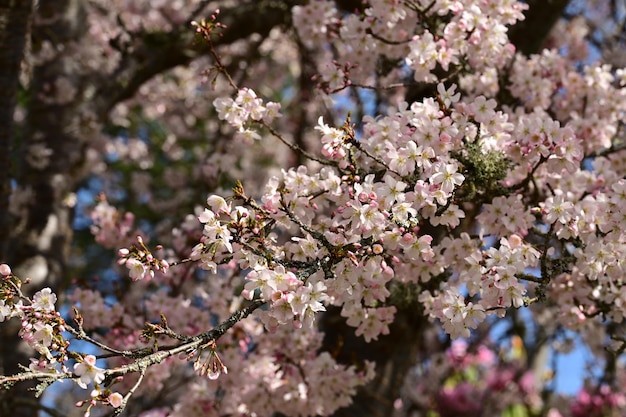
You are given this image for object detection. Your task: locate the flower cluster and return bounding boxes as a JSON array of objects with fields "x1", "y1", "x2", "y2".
[
  {"x1": 12, "y1": 288, "x2": 67, "y2": 363},
  {"x1": 188, "y1": 341, "x2": 229, "y2": 380},
  {"x1": 118, "y1": 236, "x2": 169, "y2": 281},
  {"x1": 90, "y1": 195, "x2": 137, "y2": 249},
  {"x1": 6, "y1": 0, "x2": 626, "y2": 416},
  {"x1": 213, "y1": 88, "x2": 281, "y2": 142},
  {"x1": 402, "y1": 338, "x2": 541, "y2": 416},
  {"x1": 0, "y1": 269, "x2": 75, "y2": 383}
]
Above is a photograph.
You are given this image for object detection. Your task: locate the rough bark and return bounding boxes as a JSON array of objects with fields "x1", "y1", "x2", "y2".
[
  {"x1": 0, "y1": 0, "x2": 32, "y2": 263},
  {"x1": 1, "y1": 0, "x2": 86, "y2": 415},
  {"x1": 0, "y1": 2, "x2": 34, "y2": 416}
]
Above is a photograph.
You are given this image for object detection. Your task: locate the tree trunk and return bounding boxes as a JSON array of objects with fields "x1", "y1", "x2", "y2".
[
  {"x1": 0, "y1": 1, "x2": 87, "y2": 415},
  {"x1": 0, "y1": 2, "x2": 35, "y2": 416},
  {"x1": 322, "y1": 305, "x2": 433, "y2": 417},
  {"x1": 0, "y1": 0, "x2": 32, "y2": 263}
]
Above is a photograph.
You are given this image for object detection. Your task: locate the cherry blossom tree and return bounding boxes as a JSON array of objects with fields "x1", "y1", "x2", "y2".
[{"x1": 2, "y1": 1, "x2": 626, "y2": 417}]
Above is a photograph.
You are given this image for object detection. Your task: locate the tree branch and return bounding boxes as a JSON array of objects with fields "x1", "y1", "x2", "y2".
[
  {"x1": 508, "y1": 0, "x2": 571, "y2": 56},
  {"x1": 94, "y1": 0, "x2": 305, "y2": 116},
  {"x1": 0, "y1": 299, "x2": 265, "y2": 388}
]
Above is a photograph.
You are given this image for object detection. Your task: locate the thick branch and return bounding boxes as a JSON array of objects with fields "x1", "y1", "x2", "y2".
[
  {"x1": 508, "y1": 0, "x2": 572, "y2": 56},
  {"x1": 0, "y1": 300, "x2": 265, "y2": 387},
  {"x1": 94, "y1": 0, "x2": 304, "y2": 116},
  {"x1": 105, "y1": 299, "x2": 265, "y2": 379}
]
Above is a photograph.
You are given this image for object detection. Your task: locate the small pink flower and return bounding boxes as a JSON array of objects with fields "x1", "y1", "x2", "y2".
[
  {"x1": 74, "y1": 354, "x2": 105, "y2": 389},
  {"x1": 32, "y1": 288, "x2": 57, "y2": 312},
  {"x1": 33, "y1": 322, "x2": 54, "y2": 347},
  {"x1": 108, "y1": 392, "x2": 124, "y2": 408}
]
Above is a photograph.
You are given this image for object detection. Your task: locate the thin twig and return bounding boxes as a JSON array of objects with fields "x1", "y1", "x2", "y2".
[
  {"x1": 113, "y1": 366, "x2": 147, "y2": 416},
  {"x1": 263, "y1": 123, "x2": 336, "y2": 166},
  {"x1": 0, "y1": 300, "x2": 265, "y2": 388},
  {"x1": 66, "y1": 326, "x2": 130, "y2": 357}
]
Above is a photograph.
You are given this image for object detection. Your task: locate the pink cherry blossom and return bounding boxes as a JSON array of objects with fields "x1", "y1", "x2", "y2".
[{"x1": 74, "y1": 355, "x2": 105, "y2": 389}]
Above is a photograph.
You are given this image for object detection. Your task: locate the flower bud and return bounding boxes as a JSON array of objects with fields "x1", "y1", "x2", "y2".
[{"x1": 0, "y1": 264, "x2": 11, "y2": 276}]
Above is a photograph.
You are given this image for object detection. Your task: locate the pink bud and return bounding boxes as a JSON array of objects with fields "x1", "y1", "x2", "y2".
[
  {"x1": 0, "y1": 264, "x2": 11, "y2": 276},
  {"x1": 108, "y1": 392, "x2": 124, "y2": 408},
  {"x1": 508, "y1": 234, "x2": 522, "y2": 248}
]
